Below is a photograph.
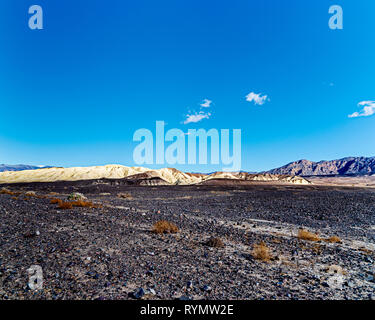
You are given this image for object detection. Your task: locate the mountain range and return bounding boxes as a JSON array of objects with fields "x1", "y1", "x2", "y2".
[
  {"x1": 267, "y1": 157, "x2": 375, "y2": 176},
  {"x1": 0, "y1": 164, "x2": 51, "y2": 172},
  {"x1": 0, "y1": 156, "x2": 374, "y2": 185}
]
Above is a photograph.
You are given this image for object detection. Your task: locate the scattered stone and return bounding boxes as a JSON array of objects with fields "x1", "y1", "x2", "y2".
[
  {"x1": 131, "y1": 288, "x2": 145, "y2": 299},
  {"x1": 202, "y1": 285, "x2": 212, "y2": 292},
  {"x1": 326, "y1": 265, "x2": 345, "y2": 275}
]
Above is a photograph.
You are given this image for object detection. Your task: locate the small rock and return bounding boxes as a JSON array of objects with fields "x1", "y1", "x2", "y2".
[
  {"x1": 132, "y1": 288, "x2": 145, "y2": 299},
  {"x1": 145, "y1": 288, "x2": 156, "y2": 295},
  {"x1": 345, "y1": 280, "x2": 356, "y2": 288},
  {"x1": 326, "y1": 265, "x2": 344, "y2": 275},
  {"x1": 364, "y1": 256, "x2": 373, "y2": 263},
  {"x1": 202, "y1": 285, "x2": 212, "y2": 292}
]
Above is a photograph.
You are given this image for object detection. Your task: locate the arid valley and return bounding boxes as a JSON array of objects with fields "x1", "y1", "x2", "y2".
[{"x1": 1, "y1": 171, "x2": 375, "y2": 300}]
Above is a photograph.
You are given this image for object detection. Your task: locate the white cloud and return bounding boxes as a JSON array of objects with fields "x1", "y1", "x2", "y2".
[
  {"x1": 183, "y1": 111, "x2": 211, "y2": 124},
  {"x1": 200, "y1": 99, "x2": 212, "y2": 108},
  {"x1": 348, "y1": 101, "x2": 375, "y2": 118},
  {"x1": 246, "y1": 92, "x2": 269, "y2": 105}
]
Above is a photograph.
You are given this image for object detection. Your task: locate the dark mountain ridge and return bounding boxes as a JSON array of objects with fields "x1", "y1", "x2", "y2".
[{"x1": 267, "y1": 157, "x2": 375, "y2": 176}]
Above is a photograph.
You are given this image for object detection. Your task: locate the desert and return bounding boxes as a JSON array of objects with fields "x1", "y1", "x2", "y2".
[{"x1": 0, "y1": 166, "x2": 374, "y2": 300}]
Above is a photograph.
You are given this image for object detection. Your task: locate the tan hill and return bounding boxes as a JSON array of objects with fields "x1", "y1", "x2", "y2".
[{"x1": 0, "y1": 165, "x2": 310, "y2": 185}]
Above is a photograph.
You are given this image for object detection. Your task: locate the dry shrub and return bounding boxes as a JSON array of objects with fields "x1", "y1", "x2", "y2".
[
  {"x1": 210, "y1": 191, "x2": 230, "y2": 195},
  {"x1": 297, "y1": 229, "x2": 320, "y2": 242},
  {"x1": 312, "y1": 244, "x2": 323, "y2": 255},
  {"x1": 152, "y1": 220, "x2": 179, "y2": 234},
  {"x1": 205, "y1": 237, "x2": 225, "y2": 248},
  {"x1": 117, "y1": 193, "x2": 133, "y2": 199},
  {"x1": 58, "y1": 201, "x2": 73, "y2": 209},
  {"x1": 55, "y1": 199, "x2": 100, "y2": 209},
  {"x1": 324, "y1": 236, "x2": 342, "y2": 244},
  {"x1": 252, "y1": 241, "x2": 272, "y2": 262},
  {"x1": 11, "y1": 196, "x2": 18, "y2": 200},
  {"x1": 24, "y1": 191, "x2": 46, "y2": 199},
  {"x1": 71, "y1": 200, "x2": 95, "y2": 208},
  {"x1": 0, "y1": 188, "x2": 17, "y2": 196},
  {"x1": 359, "y1": 247, "x2": 373, "y2": 255},
  {"x1": 271, "y1": 238, "x2": 282, "y2": 244}
]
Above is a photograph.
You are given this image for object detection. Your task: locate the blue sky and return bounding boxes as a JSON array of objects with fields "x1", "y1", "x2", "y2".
[{"x1": 0, "y1": 0, "x2": 374, "y2": 172}]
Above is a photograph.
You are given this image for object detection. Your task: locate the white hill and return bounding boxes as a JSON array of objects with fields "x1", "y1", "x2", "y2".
[{"x1": 0, "y1": 164, "x2": 310, "y2": 185}]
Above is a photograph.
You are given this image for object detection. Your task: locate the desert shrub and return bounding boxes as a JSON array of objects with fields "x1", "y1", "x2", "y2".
[
  {"x1": 359, "y1": 247, "x2": 373, "y2": 255},
  {"x1": 11, "y1": 196, "x2": 18, "y2": 200},
  {"x1": 117, "y1": 192, "x2": 133, "y2": 199},
  {"x1": 0, "y1": 187, "x2": 16, "y2": 195},
  {"x1": 1, "y1": 188, "x2": 23, "y2": 196},
  {"x1": 297, "y1": 229, "x2": 320, "y2": 242},
  {"x1": 210, "y1": 191, "x2": 230, "y2": 195},
  {"x1": 24, "y1": 191, "x2": 46, "y2": 199},
  {"x1": 271, "y1": 238, "x2": 282, "y2": 244},
  {"x1": 67, "y1": 192, "x2": 87, "y2": 201},
  {"x1": 152, "y1": 220, "x2": 179, "y2": 234},
  {"x1": 54, "y1": 199, "x2": 100, "y2": 209},
  {"x1": 58, "y1": 201, "x2": 73, "y2": 209},
  {"x1": 324, "y1": 236, "x2": 342, "y2": 244},
  {"x1": 71, "y1": 200, "x2": 95, "y2": 208},
  {"x1": 312, "y1": 244, "x2": 323, "y2": 255},
  {"x1": 252, "y1": 242, "x2": 272, "y2": 262},
  {"x1": 205, "y1": 237, "x2": 225, "y2": 248}
]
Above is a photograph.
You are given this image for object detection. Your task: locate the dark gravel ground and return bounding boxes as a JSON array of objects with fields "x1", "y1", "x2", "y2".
[{"x1": 1, "y1": 182, "x2": 375, "y2": 300}]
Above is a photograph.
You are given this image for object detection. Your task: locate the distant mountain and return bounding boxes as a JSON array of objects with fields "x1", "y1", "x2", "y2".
[
  {"x1": 0, "y1": 164, "x2": 51, "y2": 173},
  {"x1": 267, "y1": 157, "x2": 375, "y2": 176}
]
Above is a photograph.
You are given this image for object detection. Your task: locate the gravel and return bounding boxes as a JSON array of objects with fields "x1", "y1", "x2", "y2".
[{"x1": 0, "y1": 183, "x2": 374, "y2": 300}]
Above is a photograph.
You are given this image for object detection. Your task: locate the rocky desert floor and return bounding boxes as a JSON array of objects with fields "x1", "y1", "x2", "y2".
[{"x1": 1, "y1": 181, "x2": 375, "y2": 300}]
